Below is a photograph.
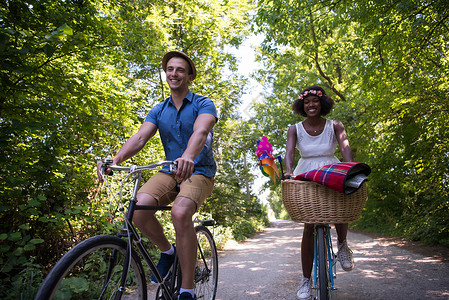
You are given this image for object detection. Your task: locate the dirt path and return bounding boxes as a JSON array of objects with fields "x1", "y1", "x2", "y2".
[{"x1": 215, "y1": 220, "x2": 449, "y2": 299}]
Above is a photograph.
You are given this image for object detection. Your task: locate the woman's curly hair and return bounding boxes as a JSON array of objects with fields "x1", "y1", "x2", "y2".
[{"x1": 292, "y1": 85, "x2": 335, "y2": 117}]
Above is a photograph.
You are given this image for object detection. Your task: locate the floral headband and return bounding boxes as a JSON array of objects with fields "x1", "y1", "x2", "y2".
[{"x1": 298, "y1": 89, "x2": 323, "y2": 100}]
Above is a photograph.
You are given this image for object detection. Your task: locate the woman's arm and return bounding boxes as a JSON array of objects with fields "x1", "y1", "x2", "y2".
[
  {"x1": 333, "y1": 120, "x2": 353, "y2": 162},
  {"x1": 284, "y1": 124, "x2": 298, "y2": 178}
]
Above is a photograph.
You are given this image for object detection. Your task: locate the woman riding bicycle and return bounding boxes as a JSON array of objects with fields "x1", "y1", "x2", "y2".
[{"x1": 283, "y1": 85, "x2": 355, "y2": 300}]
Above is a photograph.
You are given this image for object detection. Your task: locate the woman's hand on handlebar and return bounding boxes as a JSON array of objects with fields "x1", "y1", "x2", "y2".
[{"x1": 282, "y1": 172, "x2": 294, "y2": 180}]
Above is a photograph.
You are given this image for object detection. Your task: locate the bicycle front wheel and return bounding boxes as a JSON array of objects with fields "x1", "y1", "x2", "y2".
[
  {"x1": 34, "y1": 235, "x2": 147, "y2": 300},
  {"x1": 316, "y1": 226, "x2": 330, "y2": 300},
  {"x1": 194, "y1": 225, "x2": 218, "y2": 300}
]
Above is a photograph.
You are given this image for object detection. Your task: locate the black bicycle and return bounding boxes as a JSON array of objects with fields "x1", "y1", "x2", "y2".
[{"x1": 34, "y1": 159, "x2": 218, "y2": 300}]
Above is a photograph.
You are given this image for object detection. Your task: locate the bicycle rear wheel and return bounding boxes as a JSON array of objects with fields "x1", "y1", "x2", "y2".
[
  {"x1": 316, "y1": 226, "x2": 330, "y2": 300},
  {"x1": 34, "y1": 235, "x2": 147, "y2": 300},
  {"x1": 194, "y1": 225, "x2": 218, "y2": 300}
]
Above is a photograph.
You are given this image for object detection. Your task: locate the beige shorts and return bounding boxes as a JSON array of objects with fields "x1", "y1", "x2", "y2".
[{"x1": 138, "y1": 172, "x2": 214, "y2": 210}]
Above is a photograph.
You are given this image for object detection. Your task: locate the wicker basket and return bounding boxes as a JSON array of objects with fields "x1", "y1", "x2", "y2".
[{"x1": 281, "y1": 180, "x2": 367, "y2": 224}]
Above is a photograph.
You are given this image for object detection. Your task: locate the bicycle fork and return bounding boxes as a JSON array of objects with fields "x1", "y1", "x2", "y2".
[
  {"x1": 313, "y1": 225, "x2": 337, "y2": 296},
  {"x1": 325, "y1": 228, "x2": 337, "y2": 290}
]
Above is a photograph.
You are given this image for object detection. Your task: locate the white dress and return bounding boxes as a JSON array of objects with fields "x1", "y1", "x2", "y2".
[{"x1": 293, "y1": 119, "x2": 340, "y2": 176}]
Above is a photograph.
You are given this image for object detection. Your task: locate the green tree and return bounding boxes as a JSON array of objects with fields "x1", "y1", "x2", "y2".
[
  {"x1": 0, "y1": 0, "x2": 262, "y2": 298},
  {"x1": 205, "y1": 118, "x2": 269, "y2": 238},
  {"x1": 252, "y1": 0, "x2": 449, "y2": 244},
  {"x1": 1, "y1": 2, "x2": 139, "y2": 296}
]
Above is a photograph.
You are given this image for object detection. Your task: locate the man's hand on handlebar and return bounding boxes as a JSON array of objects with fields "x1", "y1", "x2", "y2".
[
  {"x1": 97, "y1": 158, "x2": 115, "y2": 183},
  {"x1": 174, "y1": 156, "x2": 194, "y2": 182},
  {"x1": 96, "y1": 157, "x2": 190, "y2": 183}
]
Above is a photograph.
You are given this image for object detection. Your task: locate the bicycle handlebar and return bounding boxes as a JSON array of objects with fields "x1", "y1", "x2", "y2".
[{"x1": 100, "y1": 158, "x2": 177, "y2": 174}]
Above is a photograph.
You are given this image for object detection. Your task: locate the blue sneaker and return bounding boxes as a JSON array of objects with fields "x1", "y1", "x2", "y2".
[
  {"x1": 179, "y1": 292, "x2": 197, "y2": 300},
  {"x1": 150, "y1": 247, "x2": 176, "y2": 283}
]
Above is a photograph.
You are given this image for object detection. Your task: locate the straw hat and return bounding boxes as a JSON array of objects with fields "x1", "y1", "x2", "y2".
[{"x1": 162, "y1": 51, "x2": 197, "y2": 80}]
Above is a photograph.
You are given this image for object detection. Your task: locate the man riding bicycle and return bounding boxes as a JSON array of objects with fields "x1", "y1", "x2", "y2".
[{"x1": 97, "y1": 51, "x2": 217, "y2": 300}]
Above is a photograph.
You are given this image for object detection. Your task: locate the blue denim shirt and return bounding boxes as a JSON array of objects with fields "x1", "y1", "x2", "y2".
[{"x1": 144, "y1": 90, "x2": 217, "y2": 177}]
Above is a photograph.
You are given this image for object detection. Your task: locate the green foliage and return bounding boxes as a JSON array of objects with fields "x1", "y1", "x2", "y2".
[
  {"x1": 252, "y1": 0, "x2": 449, "y2": 245},
  {"x1": 201, "y1": 115, "x2": 270, "y2": 238},
  {"x1": 210, "y1": 225, "x2": 234, "y2": 250},
  {"x1": 232, "y1": 216, "x2": 268, "y2": 242},
  {"x1": 265, "y1": 185, "x2": 291, "y2": 220},
  {"x1": 0, "y1": 0, "x2": 263, "y2": 298},
  {"x1": 7, "y1": 260, "x2": 42, "y2": 300}
]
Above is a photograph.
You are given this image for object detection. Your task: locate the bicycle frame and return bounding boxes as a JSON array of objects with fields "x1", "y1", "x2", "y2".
[
  {"x1": 101, "y1": 160, "x2": 180, "y2": 299},
  {"x1": 34, "y1": 159, "x2": 218, "y2": 300},
  {"x1": 313, "y1": 224, "x2": 337, "y2": 299}
]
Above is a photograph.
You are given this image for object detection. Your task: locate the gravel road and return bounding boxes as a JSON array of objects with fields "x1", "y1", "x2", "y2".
[{"x1": 215, "y1": 220, "x2": 449, "y2": 300}]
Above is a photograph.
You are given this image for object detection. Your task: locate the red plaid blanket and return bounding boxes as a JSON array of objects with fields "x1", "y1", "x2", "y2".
[{"x1": 293, "y1": 162, "x2": 371, "y2": 194}]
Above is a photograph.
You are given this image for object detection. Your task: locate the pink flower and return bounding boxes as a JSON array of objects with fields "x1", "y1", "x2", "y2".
[{"x1": 298, "y1": 89, "x2": 323, "y2": 101}]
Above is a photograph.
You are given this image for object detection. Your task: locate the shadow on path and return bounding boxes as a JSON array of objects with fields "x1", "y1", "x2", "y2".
[{"x1": 216, "y1": 220, "x2": 449, "y2": 300}]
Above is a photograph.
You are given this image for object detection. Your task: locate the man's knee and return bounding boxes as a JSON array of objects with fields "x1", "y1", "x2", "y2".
[{"x1": 171, "y1": 197, "x2": 196, "y2": 226}]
